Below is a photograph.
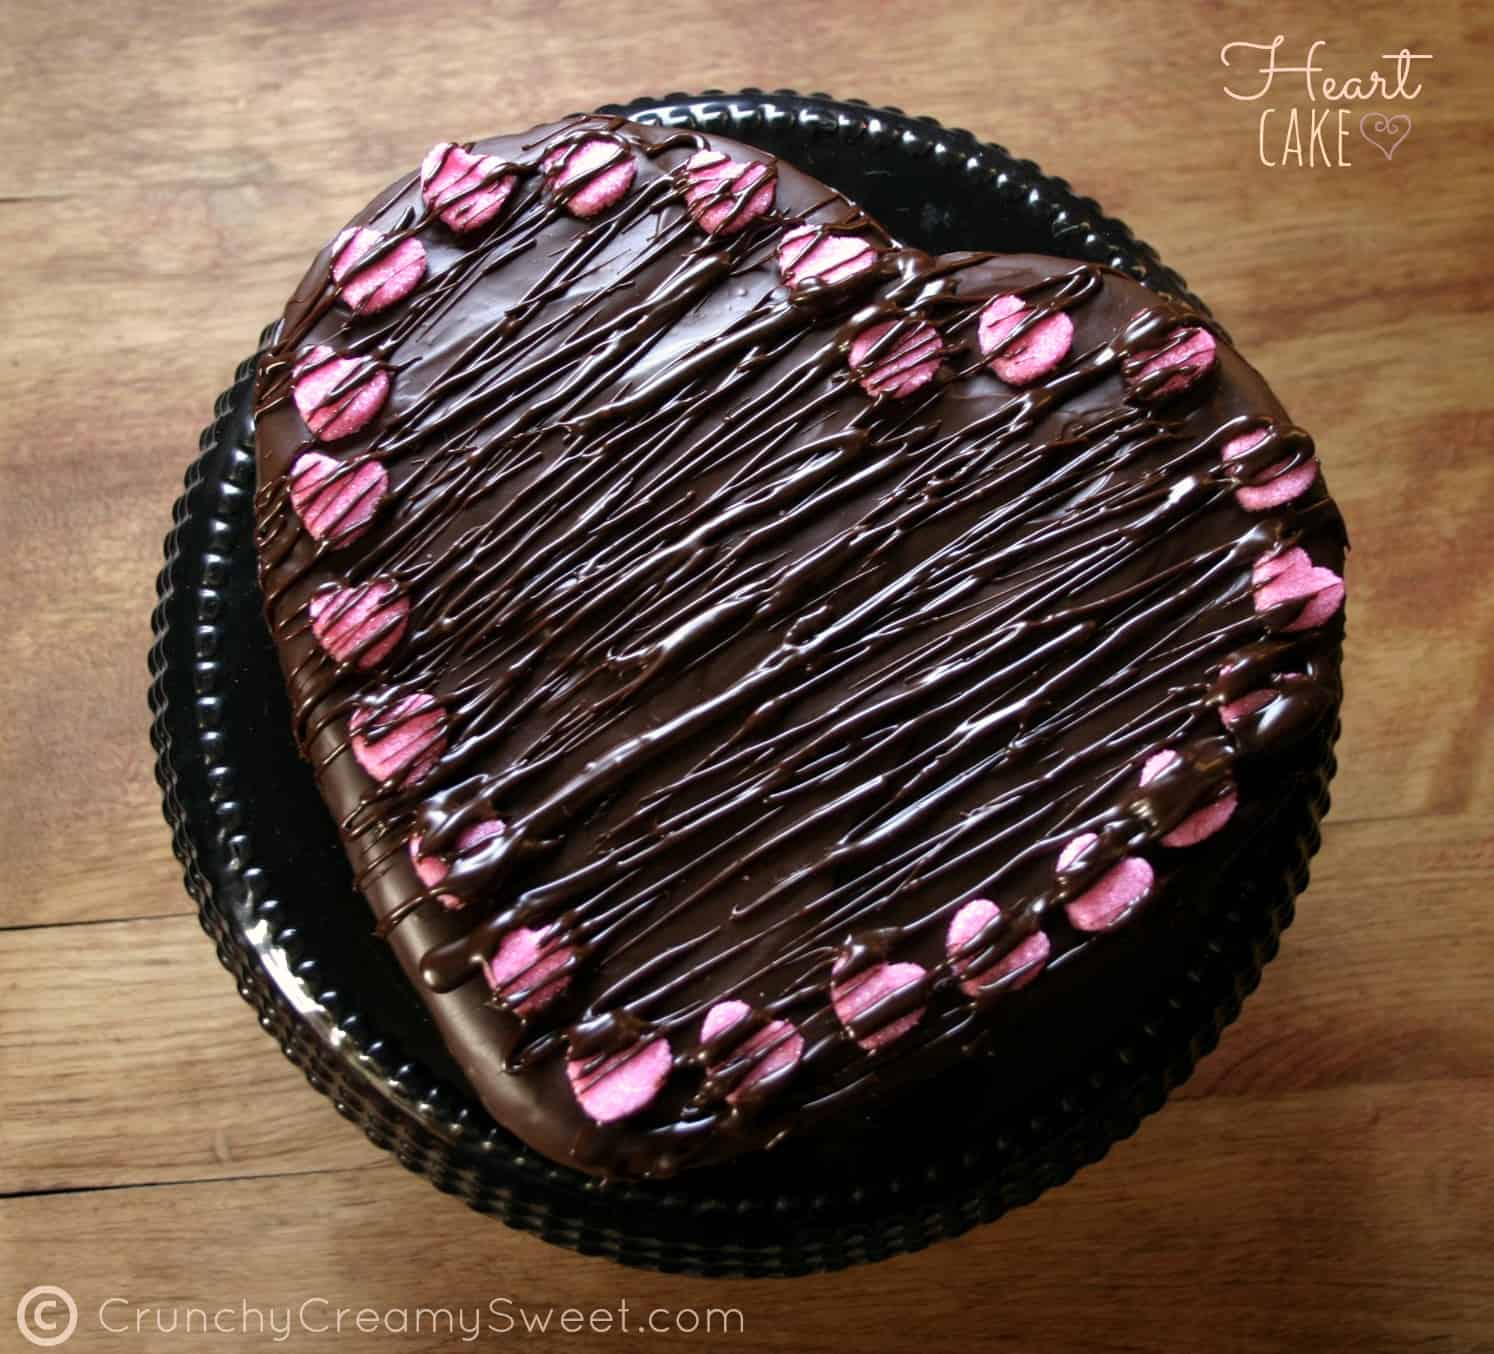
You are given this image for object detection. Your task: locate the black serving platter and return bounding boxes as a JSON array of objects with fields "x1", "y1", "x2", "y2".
[{"x1": 149, "y1": 90, "x2": 1331, "y2": 1276}]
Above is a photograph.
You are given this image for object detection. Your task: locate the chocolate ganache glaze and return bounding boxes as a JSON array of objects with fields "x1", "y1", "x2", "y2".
[{"x1": 253, "y1": 114, "x2": 1347, "y2": 1178}]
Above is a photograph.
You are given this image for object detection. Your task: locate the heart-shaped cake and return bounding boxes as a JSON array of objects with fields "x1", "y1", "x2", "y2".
[{"x1": 254, "y1": 115, "x2": 1346, "y2": 1178}]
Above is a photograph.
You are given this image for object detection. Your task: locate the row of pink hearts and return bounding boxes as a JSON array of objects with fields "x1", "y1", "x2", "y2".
[
  {"x1": 292, "y1": 254, "x2": 1319, "y2": 552},
  {"x1": 317, "y1": 657, "x2": 1325, "y2": 1126},
  {"x1": 298, "y1": 438, "x2": 1340, "y2": 1130},
  {"x1": 297, "y1": 133, "x2": 1327, "y2": 452}
]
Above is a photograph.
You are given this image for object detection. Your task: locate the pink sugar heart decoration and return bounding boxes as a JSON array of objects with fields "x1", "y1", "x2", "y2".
[
  {"x1": 1138, "y1": 749, "x2": 1238, "y2": 847},
  {"x1": 945, "y1": 899, "x2": 1051, "y2": 999},
  {"x1": 348, "y1": 692, "x2": 447, "y2": 788},
  {"x1": 565, "y1": 1036, "x2": 672, "y2": 1124},
  {"x1": 288, "y1": 452, "x2": 390, "y2": 546},
  {"x1": 419, "y1": 142, "x2": 518, "y2": 234},
  {"x1": 977, "y1": 293, "x2": 1075, "y2": 387},
  {"x1": 486, "y1": 925, "x2": 575, "y2": 1016},
  {"x1": 848, "y1": 318, "x2": 944, "y2": 399},
  {"x1": 407, "y1": 816, "x2": 506, "y2": 908},
  {"x1": 830, "y1": 959, "x2": 928, "y2": 1051},
  {"x1": 1128, "y1": 324, "x2": 1217, "y2": 400},
  {"x1": 1223, "y1": 428, "x2": 1318, "y2": 511},
  {"x1": 330, "y1": 227, "x2": 427, "y2": 315},
  {"x1": 680, "y1": 149, "x2": 776, "y2": 236},
  {"x1": 308, "y1": 578, "x2": 409, "y2": 669},
  {"x1": 1057, "y1": 832, "x2": 1154, "y2": 933},
  {"x1": 776, "y1": 225, "x2": 880, "y2": 291},
  {"x1": 1219, "y1": 674, "x2": 1304, "y2": 729},
  {"x1": 1252, "y1": 547, "x2": 1345, "y2": 632},
  {"x1": 541, "y1": 135, "x2": 636, "y2": 219},
  {"x1": 700, "y1": 1000, "x2": 804, "y2": 1104},
  {"x1": 291, "y1": 345, "x2": 391, "y2": 442},
  {"x1": 1220, "y1": 687, "x2": 1275, "y2": 728}
]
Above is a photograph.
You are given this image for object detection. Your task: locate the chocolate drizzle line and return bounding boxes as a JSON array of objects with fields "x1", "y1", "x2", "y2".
[{"x1": 253, "y1": 115, "x2": 1347, "y2": 1178}]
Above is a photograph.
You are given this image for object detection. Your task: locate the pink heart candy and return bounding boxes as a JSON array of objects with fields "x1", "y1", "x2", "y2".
[
  {"x1": 681, "y1": 150, "x2": 776, "y2": 236},
  {"x1": 348, "y1": 692, "x2": 447, "y2": 787},
  {"x1": 330, "y1": 227, "x2": 427, "y2": 314},
  {"x1": 1222, "y1": 428, "x2": 1318, "y2": 511},
  {"x1": 776, "y1": 225, "x2": 880, "y2": 290},
  {"x1": 700, "y1": 999, "x2": 804, "y2": 1104},
  {"x1": 291, "y1": 345, "x2": 391, "y2": 442},
  {"x1": 565, "y1": 1036, "x2": 672, "y2": 1123},
  {"x1": 848, "y1": 318, "x2": 944, "y2": 399},
  {"x1": 541, "y1": 135, "x2": 636, "y2": 219},
  {"x1": 1138, "y1": 749, "x2": 1238, "y2": 847},
  {"x1": 945, "y1": 898, "x2": 1051, "y2": 999},
  {"x1": 308, "y1": 578, "x2": 409, "y2": 669},
  {"x1": 1220, "y1": 687, "x2": 1275, "y2": 727},
  {"x1": 486, "y1": 925, "x2": 575, "y2": 1016},
  {"x1": 830, "y1": 959, "x2": 928, "y2": 1051},
  {"x1": 1219, "y1": 674, "x2": 1304, "y2": 729},
  {"x1": 288, "y1": 452, "x2": 389, "y2": 546},
  {"x1": 407, "y1": 816, "x2": 506, "y2": 908},
  {"x1": 419, "y1": 142, "x2": 518, "y2": 234},
  {"x1": 1252, "y1": 547, "x2": 1345, "y2": 631},
  {"x1": 1057, "y1": 832, "x2": 1154, "y2": 932},
  {"x1": 1128, "y1": 324, "x2": 1217, "y2": 400},
  {"x1": 977, "y1": 293, "x2": 1075, "y2": 387}
]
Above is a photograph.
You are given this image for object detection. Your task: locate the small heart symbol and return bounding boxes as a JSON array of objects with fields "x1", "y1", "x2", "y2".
[
  {"x1": 420, "y1": 142, "x2": 518, "y2": 234},
  {"x1": 330, "y1": 228, "x2": 427, "y2": 316},
  {"x1": 309, "y1": 578, "x2": 408, "y2": 668},
  {"x1": 945, "y1": 899, "x2": 1051, "y2": 998},
  {"x1": 291, "y1": 346, "x2": 390, "y2": 442},
  {"x1": 700, "y1": 1000, "x2": 804, "y2": 1104},
  {"x1": 1252, "y1": 546, "x2": 1345, "y2": 632},
  {"x1": 565, "y1": 1036, "x2": 672, "y2": 1123},
  {"x1": 680, "y1": 150, "x2": 777, "y2": 237},
  {"x1": 347, "y1": 691, "x2": 447, "y2": 787},
  {"x1": 288, "y1": 452, "x2": 389, "y2": 544},
  {"x1": 830, "y1": 959, "x2": 928, "y2": 1050},
  {"x1": 487, "y1": 925, "x2": 576, "y2": 1016},
  {"x1": 1360, "y1": 112, "x2": 1411, "y2": 161}
]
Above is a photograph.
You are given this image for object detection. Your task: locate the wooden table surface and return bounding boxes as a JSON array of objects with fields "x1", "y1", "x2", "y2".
[{"x1": 2, "y1": 0, "x2": 1490, "y2": 1349}]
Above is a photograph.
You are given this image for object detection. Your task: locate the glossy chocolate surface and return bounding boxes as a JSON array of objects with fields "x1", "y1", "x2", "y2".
[{"x1": 254, "y1": 116, "x2": 1346, "y2": 1177}]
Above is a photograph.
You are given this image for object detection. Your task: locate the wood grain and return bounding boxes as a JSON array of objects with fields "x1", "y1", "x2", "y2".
[
  {"x1": 1, "y1": 0, "x2": 1489, "y2": 1349},
  {"x1": 4, "y1": 1082, "x2": 1490, "y2": 1353}
]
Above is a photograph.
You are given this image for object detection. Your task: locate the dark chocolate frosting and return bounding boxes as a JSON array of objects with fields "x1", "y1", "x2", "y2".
[{"x1": 253, "y1": 115, "x2": 1347, "y2": 1178}]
